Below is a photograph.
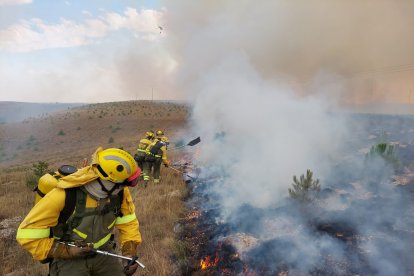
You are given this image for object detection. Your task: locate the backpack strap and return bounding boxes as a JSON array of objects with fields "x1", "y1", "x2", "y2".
[
  {"x1": 34, "y1": 186, "x2": 46, "y2": 198},
  {"x1": 55, "y1": 187, "x2": 124, "y2": 241},
  {"x1": 67, "y1": 188, "x2": 87, "y2": 230},
  {"x1": 52, "y1": 188, "x2": 77, "y2": 240},
  {"x1": 67, "y1": 187, "x2": 124, "y2": 226},
  {"x1": 112, "y1": 189, "x2": 124, "y2": 217},
  {"x1": 58, "y1": 188, "x2": 77, "y2": 224}
]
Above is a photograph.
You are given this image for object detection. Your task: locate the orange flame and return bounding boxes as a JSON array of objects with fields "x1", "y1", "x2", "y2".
[
  {"x1": 200, "y1": 255, "x2": 220, "y2": 270},
  {"x1": 188, "y1": 210, "x2": 202, "y2": 220}
]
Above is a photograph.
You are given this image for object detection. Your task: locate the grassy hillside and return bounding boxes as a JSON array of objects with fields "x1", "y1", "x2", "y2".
[
  {"x1": 0, "y1": 100, "x2": 189, "y2": 167},
  {"x1": 0, "y1": 100, "x2": 191, "y2": 275}
]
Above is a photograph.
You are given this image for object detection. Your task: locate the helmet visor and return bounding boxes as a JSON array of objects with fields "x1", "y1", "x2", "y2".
[{"x1": 125, "y1": 168, "x2": 141, "y2": 187}]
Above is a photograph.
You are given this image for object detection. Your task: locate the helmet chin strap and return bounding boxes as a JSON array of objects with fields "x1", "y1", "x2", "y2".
[{"x1": 97, "y1": 178, "x2": 120, "y2": 197}]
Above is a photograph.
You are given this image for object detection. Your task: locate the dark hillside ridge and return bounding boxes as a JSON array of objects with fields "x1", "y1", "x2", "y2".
[{"x1": 0, "y1": 101, "x2": 86, "y2": 123}]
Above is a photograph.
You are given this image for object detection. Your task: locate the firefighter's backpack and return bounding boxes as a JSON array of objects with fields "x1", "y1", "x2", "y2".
[
  {"x1": 33, "y1": 164, "x2": 125, "y2": 264},
  {"x1": 33, "y1": 164, "x2": 78, "y2": 205},
  {"x1": 145, "y1": 140, "x2": 165, "y2": 162}
]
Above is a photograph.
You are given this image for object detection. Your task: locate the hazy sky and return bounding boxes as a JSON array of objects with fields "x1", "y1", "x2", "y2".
[
  {"x1": 0, "y1": 0, "x2": 173, "y2": 103},
  {"x1": 1, "y1": 0, "x2": 414, "y2": 104}
]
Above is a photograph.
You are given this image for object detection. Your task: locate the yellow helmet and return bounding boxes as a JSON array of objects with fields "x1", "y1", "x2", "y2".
[
  {"x1": 156, "y1": 130, "x2": 164, "y2": 136},
  {"x1": 146, "y1": 130, "x2": 155, "y2": 138},
  {"x1": 94, "y1": 148, "x2": 140, "y2": 186}
]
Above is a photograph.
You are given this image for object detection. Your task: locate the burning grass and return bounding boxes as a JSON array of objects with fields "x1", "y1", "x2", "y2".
[
  {"x1": 172, "y1": 114, "x2": 414, "y2": 275},
  {"x1": 177, "y1": 167, "x2": 414, "y2": 275}
]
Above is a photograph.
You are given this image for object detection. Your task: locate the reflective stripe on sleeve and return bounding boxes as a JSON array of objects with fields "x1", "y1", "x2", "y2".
[
  {"x1": 16, "y1": 228, "x2": 50, "y2": 239},
  {"x1": 115, "y1": 213, "x2": 136, "y2": 225}
]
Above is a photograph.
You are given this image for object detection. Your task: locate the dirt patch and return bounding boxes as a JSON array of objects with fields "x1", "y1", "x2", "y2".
[{"x1": 0, "y1": 216, "x2": 21, "y2": 240}]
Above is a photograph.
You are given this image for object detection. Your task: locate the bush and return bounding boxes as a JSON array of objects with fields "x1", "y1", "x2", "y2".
[
  {"x1": 108, "y1": 137, "x2": 114, "y2": 143},
  {"x1": 25, "y1": 174, "x2": 38, "y2": 189},
  {"x1": 58, "y1": 130, "x2": 65, "y2": 136},
  {"x1": 32, "y1": 161, "x2": 49, "y2": 177},
  {"x1": 288, "y1": 169, "x2": 320, "y2": 204},
  {"x1": 25, "y1": 161, "x2": 49, "y2": 189},
  {"x1": 366, "y1": 142, "x2": 400, "y2": 170}
]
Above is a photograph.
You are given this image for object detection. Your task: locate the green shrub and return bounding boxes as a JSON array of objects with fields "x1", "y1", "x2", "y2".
[
  {"x1": 58, "y1": 130, "x2": 65, "y2": 136},
  {"x1": 25, "y1": 161, "x2": 49, "y2": 189},
  {"x1": 32, "y1": 161, "x2": 49, "y2": 178},
  {"x1": 25, "y1": 174, "x2": 38, "y2": 189},
  {"x1": 366, "y1": 142, "x2": 399, "y2": 170},
  {"x1": 288, "y1": 169, "x2": 320, "y2": 204}
]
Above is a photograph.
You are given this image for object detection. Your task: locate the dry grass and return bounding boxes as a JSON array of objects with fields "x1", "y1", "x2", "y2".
[
  {"x1": 132, "y1": 170, "x2": 189, "y2": 275},
  {"x1": 0, "y1": 101, "x2": 191, "y2": 275}
]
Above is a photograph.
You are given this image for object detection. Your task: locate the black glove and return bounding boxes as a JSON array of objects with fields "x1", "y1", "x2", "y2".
[{"x1": 123, "y1": 256, "x2": 139, "y2": 276}]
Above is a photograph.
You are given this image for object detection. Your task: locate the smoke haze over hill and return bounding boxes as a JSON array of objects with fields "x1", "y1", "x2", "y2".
[{"x1": 162, "y1": 0, "x2": 414, "y2": 106}]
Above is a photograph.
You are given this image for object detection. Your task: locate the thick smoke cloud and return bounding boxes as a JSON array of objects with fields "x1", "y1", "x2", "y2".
[
  {"x1": 162, "y1": 0, "x2": 414, "y2": 273},
  {"x1": 163, "y1": 0, "x2": 414, "y2": 105},
  {"x1": 190, "y1": 53, "x2": 348, "y2": 213}
]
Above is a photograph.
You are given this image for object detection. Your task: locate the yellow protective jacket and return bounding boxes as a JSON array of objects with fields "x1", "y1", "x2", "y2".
[
  {"x1": 160, "y1": 135, "x2": 169, "y2": 144},
  {"x1": 16, "y1": 166, "x2": 141, "y2": 261},
  {"x1": 137, "y1": 137, "x2": 153, "y2": 153}
]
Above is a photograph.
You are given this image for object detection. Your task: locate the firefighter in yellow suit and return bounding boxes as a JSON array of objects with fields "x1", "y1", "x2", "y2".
[
  {"x1": 16, "y1": 147, "x2": 142, "y2": 276},
  {"x1": 155, "y1": 130, "x2": 169, "y2": 149},
  {"x1": 134, "y1": 130, "x2": 155, "y2": 184},
  {"x1": 144, "y1": 130, "x2": 170, "y2": 184}
]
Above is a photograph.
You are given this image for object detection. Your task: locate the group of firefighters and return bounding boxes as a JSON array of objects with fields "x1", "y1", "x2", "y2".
[
  {"x1": 135, "y1": 129, "x2": 171, "y2": 187},
  {"x1": 15, "y1": 129, "x2": 173, "y2": 275}
]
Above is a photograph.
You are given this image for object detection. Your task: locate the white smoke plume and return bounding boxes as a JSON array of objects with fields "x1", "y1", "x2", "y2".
[
  {"x1": 161, "y1": 0, "x2": 363, "y2": 218},
  {"x1": 190, "y1": 53, "x2": 348, "y2": 214},
  {"x1": 161, "y1": 0, "x2": 414, "y2": 273}
]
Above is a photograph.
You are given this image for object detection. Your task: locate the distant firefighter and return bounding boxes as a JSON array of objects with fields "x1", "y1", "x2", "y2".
[
  {"x1": 156, "y1": 129, "x2": 170, "y2": 149},
  {"x1": 135, "y1": 130, "x2": 155, "y2": 173},
  {"x1": 143, "y1": 130, "x2": 170, "y2": 184}
]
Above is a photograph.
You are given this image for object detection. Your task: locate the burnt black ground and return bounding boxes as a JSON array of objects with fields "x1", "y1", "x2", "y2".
[{"x1": 180, "y1": 113, "x2": 414, "y2": 275}]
